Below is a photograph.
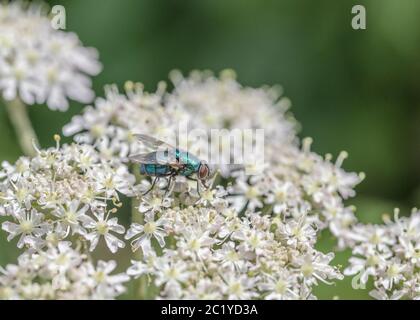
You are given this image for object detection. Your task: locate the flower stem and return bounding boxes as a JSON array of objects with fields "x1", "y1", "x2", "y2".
[
  {"x1": 131, "y1": 164, "x2": 148, "y2": 299},
  {"x1": 4, "y1": 98, "x2": 39, "y2": 157}
]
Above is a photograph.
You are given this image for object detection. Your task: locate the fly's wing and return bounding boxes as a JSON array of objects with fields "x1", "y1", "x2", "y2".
[
  {"x1": 130, "y1": 134, "x2": 192, "y2": 168},
  {"x1": 129, "y1": 151, "x2": 179, "y2": 166},
  {"x1": 129, "y1": 152, "x2": 161, "y2": 164},
  {"x1": 134, "y1": 134, "x2": 175, "y2": 150},
  {"x1": 133, "y1": 134, "x2": 189, "y2": 167}
]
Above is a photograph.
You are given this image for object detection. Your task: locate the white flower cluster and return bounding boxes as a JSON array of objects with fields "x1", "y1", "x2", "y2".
[
  {"x1": 0, "y1": 1, "x2": 101, "y2": 110},
  {"x1": 0, "y1": 242, "x2": 129, "y2": 300},
  {"x1": 64, "y1": 70, "x2": 363, "y2": 245},
  {"x1": 170, "y1": 71, "x2": 364, "y2": 244},
  {"x1": 0, "y1": 139, "x2": 134, "y2": 254},
  {"x1": 345, "y1": 209, "x2": 420, "y2": 300},
  {"x1": 227, "y1": 139, "x2": 364, "y2": 248},
  {"x1": 0, "y1": 0, "x2": 415, "y2": 301},
  {"x1": 63, "y1": 71, "x2": 362, "y2": 299},
  {"x1": 126, "y1": 188, "x2": 343, "y2": 299},
  {"x1": 168, "y1": 69, "x2": 296, "y2": 144}
]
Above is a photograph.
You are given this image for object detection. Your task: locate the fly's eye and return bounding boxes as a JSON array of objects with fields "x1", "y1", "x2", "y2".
[{"x1": 198, "y1": 164, "x2": 209, "y2": 179}]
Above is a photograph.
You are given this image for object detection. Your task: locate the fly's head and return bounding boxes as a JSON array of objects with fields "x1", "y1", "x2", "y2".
[{"x1": 198, "y1": 161, "x2": 215, "y2": 183}]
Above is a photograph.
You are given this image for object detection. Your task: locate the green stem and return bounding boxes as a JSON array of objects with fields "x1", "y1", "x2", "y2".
[
  {"x1": 4, "y1": 98, "x2": 39, "y2": 157},
  {"x1": 131, "y1": 165, "x2": 148, "y2": 299}
]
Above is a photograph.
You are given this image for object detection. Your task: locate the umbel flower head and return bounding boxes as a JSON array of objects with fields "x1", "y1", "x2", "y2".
[
  {"x1": 0, "y1": 137, "x2": 134, "y2": 253},
  {"x1": 0, "y1": 1, "x2": 102, "y2": 110},
  {"x1": 63, "y1": 70, "x2": 363, "y2": 299},
  {"x1": 126, "y1": 187, "x2": 343, "y2": 299},
  {"x1": 64, "y1": 70, "x2": 364, "y2": 243},
  {"x1": 0, "y1": 242, "x2": 129, "y2": 300},
  {"x1": 345, "y1": 209, "x2": 420, "y2": 300}
]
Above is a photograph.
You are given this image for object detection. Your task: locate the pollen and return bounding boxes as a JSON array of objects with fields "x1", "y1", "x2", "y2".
[
  {"x1": 64, "y1": 210, "x2": 77, "y2": 224},
  {"x1": 94, "y1": 271, "x2": 106, "y2": 283},
  {"x1": 144, "y1": 222, "x2": 157, "y2": 234},
  {"x1": 275, "y1": 280, "x2": 287, "y2": 294},
  {"x1": 245, "y1": 187, "x2": 259, "y2": 199},
  {"x1": 96, "y1": 221, "x2": 109, "y2": 235},
  {"x1": 301, "y1": 263, "x2": 314, "y2": 277},
  {"x1": 19, "y1": 220, "x2": 34, "y2": 234},
  {"x1": 386, "y1": 264, "x2": 400, "y2": 278},
  {"x1": 229, "y1": 282, "x2": 243, "y2": 296}
]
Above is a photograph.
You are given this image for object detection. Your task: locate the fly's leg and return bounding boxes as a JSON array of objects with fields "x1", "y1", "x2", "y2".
[
  {"x1": 164, "y1": 175, "x2": 173, "y2": 198},
  {"x1": 196, "y1": 180, "x2": 201, "y2": 197},
  {"x1": 162, "y1": 169, "x2": 178, "y2": 199},
  {"x1": 186, "y1": 176, "x2": 201, "y2": 197},
  {"x1": 238, "y1": 199, "x2": 250, "y2": 217},
  {"x1": 190, "y1": 178, "x2": 201, "y2": 197},
  {"x1": 143, "y1": 177, "x2": 159, "y2": 196}
]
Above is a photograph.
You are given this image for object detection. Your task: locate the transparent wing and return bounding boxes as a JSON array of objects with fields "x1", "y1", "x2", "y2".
[
  {"x1": 133, "y1": 134, "x2": 192, "y2": 166},
  {"x1": 134, "y1": 134, "x2": 175, "y2": 150},
  {"x1": 129, "y1": 151, "x2": 178, "y2": 165},
  {"x1": 129, "y1": 152, "x2": 160, "y2": 164}
]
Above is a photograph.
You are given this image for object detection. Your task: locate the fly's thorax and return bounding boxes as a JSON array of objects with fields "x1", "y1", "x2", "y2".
[{"x1": 177, "y1": 150, "x2": 201, "y2": 170}]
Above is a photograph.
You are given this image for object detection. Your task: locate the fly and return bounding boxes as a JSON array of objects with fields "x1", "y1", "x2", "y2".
[{"x1": 129, "y1": 134, "x2": 213, "y2": 196}]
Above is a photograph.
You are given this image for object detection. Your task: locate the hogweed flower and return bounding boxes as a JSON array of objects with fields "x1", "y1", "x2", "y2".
[
  {"x1": 0, "y1": 2, "x2": 399, "y2": 300},
  {"x1": 0, "y1": 1, "x2": 102, "y2": 156},
  {"x1": 64, "y1": 71, "x2": 363, "y2": 239},
  {"x1": 126, "y1": 192, "x2": 343, "y2": 299},
  {"x1": 0, "y1": 242, "x2": 129, "y2": 300},
  {"x1": 0, "y1": 1, "x2": 101, "y2": 110},
  {"x1": 345, "y1": 209, "x2": 420, "y2": 300},
  {"x1": 0, "y1": 138, "x2": 134, "y2": 253},
  {"x1": 62, "y1": 70, "x2": 365, "y2": 299}
]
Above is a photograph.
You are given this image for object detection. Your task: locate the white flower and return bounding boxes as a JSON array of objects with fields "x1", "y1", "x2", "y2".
[
  {"x1": 44, "y1": 242, "x2": 82, "y2": 276},
  {"x1": 123, "y1": 192, "x2": 343, "y2": 299},
  {"x1": 213, "y1": 242, "x2": 245, "y2": 272},
  {"x1": 259, "y1": 272, "x2": 299, "y2": 300},
  {"x1": 85, "y1": 260, "x2": 130, "y2": 299},
  {"x1": 83, "y1": 209, "x2": 125, "y2": 253},
  {"x1": 0, "y1": 141, "x2": 134, "y2": 252},
  {"x1": 154, "y1": 258, "x2": 190, "y2": 288},
  {"x1": 2, "y1": 208, "x2": 49, "y2": 248},
  {"x1": 230, "y1": 178, "x2": 264, "y2": 211},
  {"x1": 183, "y1": 278, "x2": 222, "y2": 300},
  {"x1": 94, "y1": 166, "x2": 135, "y2": 198},
  {"x1": 0, "y1": 244, "x2": 129, "y2": 300},
  {"x1": 295, "y1": 251, "x2": 343, "y2": 286},
  {"x1": 344, "y1": 251, "x2": 387, "y2": 284},
  {"x1": 63, "y1": 71, "x2": 359, "y2": 299},
  {"x1": 345, "y1": 209, "x2": 420, "y2": 300},
  {"x1": 127, "y1": 252, "x2": 157, "y2": 279},
  {"x1": 125, "y1": 212, "x2": 168, "y2": 253},
  {"x1": 138, "y1": 194, "x2": 172, "y2": 214},
  {"x1": 0, "y1": 2, "x2": 101, "y2": 110},
  {"x1": 277, "y1": 213, "x2": 317, "y2": 248},
  {"x1": 176, "y1": 228, "x2": 215, "y2": 259},
  {"x1": 380, "y1": 259, "x2": 407, "y2": 290},
  {"x1": 64, "y1": 71, "x2": 362, "y2": 240},
  {"x1": 265, "y1": 180, "x2": 301, "y2": 214},
  {"x1": 52, "y1": 200, "x2": 89, "y2": 236},
  {"x1": 369, "y1": 288, "x2": 405, "y2": 300},
  {"x1": 0, "y1": 55, "x2": 41, "y2": 104},
  {"x1": 223, "y1": 273, "x2": 258, "y2": 300}
]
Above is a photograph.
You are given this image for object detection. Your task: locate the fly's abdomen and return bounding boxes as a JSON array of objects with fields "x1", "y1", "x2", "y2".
[{"x1": 140, "y1": 164, "x2": 171, "y2": 177}]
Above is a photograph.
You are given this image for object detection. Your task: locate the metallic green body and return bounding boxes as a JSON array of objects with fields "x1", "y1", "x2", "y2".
[{"x1": 139, "y1": 149, "x2": 201, "y2": 177}]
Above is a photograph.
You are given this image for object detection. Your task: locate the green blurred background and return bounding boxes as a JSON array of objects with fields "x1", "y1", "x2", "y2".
[{"x1": 1, "y1": 0, "x2": 419, "y2": 299}]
